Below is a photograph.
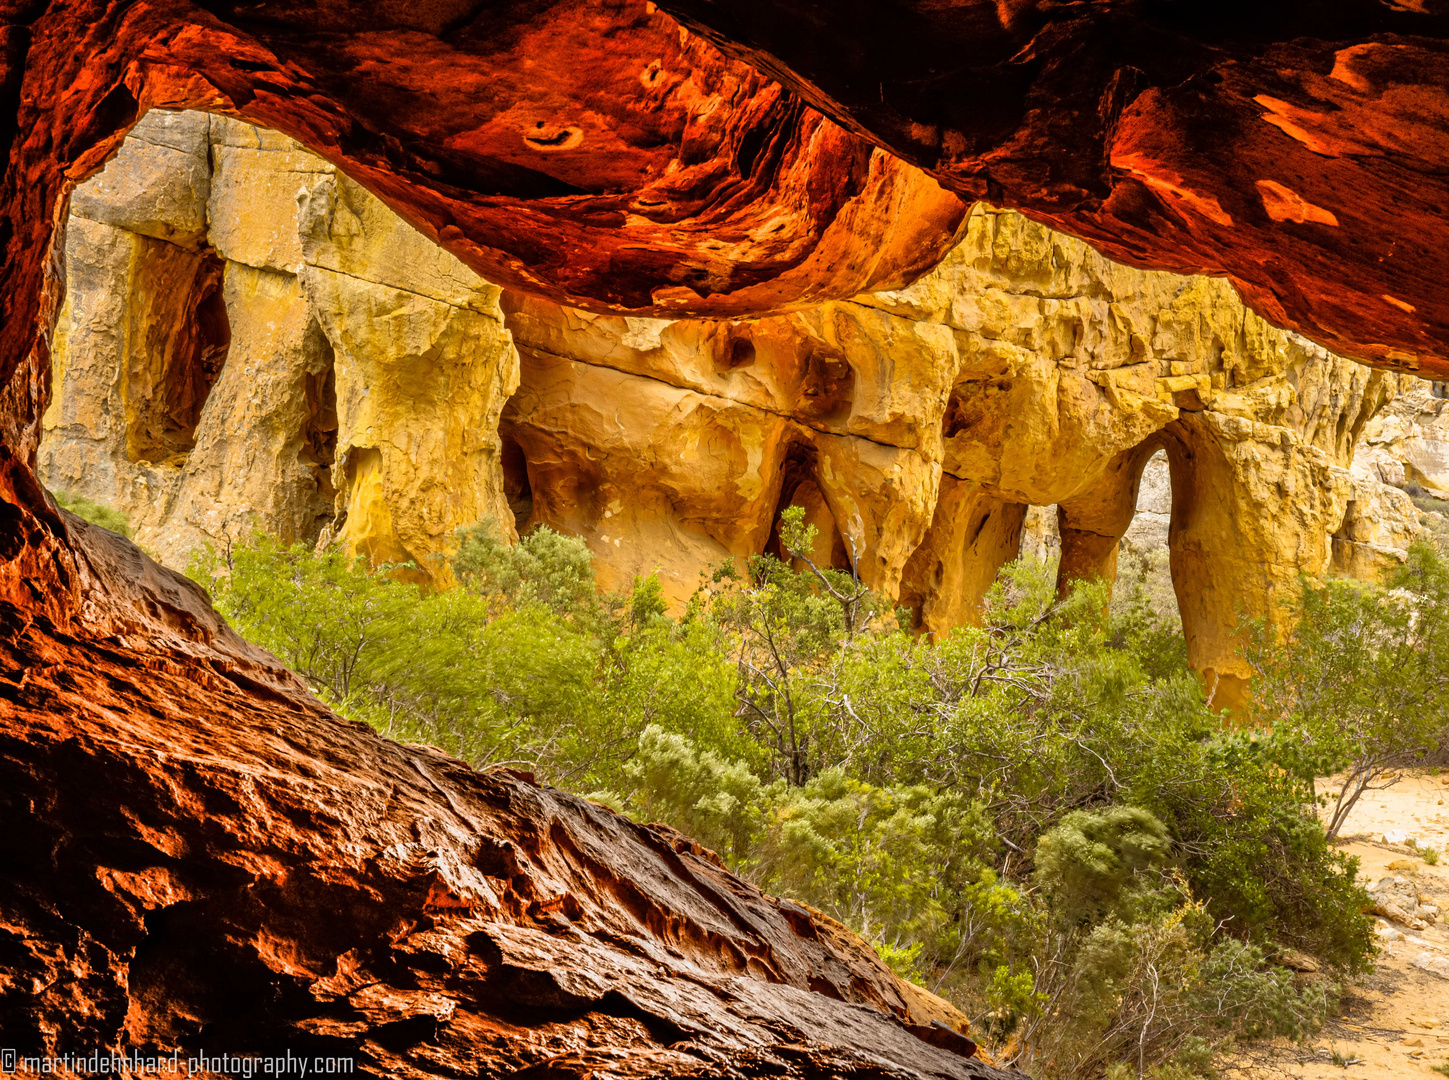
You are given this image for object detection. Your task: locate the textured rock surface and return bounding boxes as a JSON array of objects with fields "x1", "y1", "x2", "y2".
[
  {"x1": 297, "y1": 166, "x2": 521, "y2": 580},
  {"x1": 500, "y1": 291, "x2": 945, "y2": 604},
  {"x1": 41, "y1": 111, "x2": 519, "y2": 583},
  {"x1": 1356, "y1": 379, "x2": 1449, "y2": 495},
  {"x1": 662, "y1": 0, "x2": 1449, "y2": 376}
]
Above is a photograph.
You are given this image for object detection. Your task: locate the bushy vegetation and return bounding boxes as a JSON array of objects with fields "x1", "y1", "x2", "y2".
[
  {"x1": 190, "y1": 513, "x2": 1449, "y2": 1079},
  {"x1": 53, "y1": 489, "x2": 132, "y2": 537},
  {"x1": 1246, "y1": 546, "x2": 1449, "y2": 840}
]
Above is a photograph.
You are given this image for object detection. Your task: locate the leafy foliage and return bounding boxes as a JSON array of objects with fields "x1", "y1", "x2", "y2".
[
  {"x1": 53, "y1": 489, "x2": 133, "y2": 537},
  {"x1": 188, "y1": 513, "x2": 1449, "y2": 1079},
  {"x1": 1247, "y1": 544, "x2": 1449, "y2": 839}
]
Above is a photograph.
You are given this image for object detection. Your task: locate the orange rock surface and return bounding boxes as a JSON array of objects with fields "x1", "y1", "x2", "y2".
[{"x1": 7, "y1": 0, "x2": 1449, "y2": 1068}]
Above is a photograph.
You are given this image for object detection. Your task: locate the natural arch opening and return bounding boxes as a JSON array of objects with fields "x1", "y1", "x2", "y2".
[
  {"x1": 39, "y1": 109, "x2": 521, "y2": 582},
  {"x1": 1017, "y1": 447, "x2": 1177, "y2": 624},
  {"x1": 763, "y1": 440, "x2": 852, "y2": 572}
]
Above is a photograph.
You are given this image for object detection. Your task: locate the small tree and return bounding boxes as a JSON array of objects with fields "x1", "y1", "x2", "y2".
[
  {"x1": 776, "y1": 503, "x2": 875, "y2": 635},
  {"x1": 711, "y1": 505, "x2": 887, "y2": 784},
  {"x1": 1247, "y1": 544, "x2": 1449, "y2": 839}
]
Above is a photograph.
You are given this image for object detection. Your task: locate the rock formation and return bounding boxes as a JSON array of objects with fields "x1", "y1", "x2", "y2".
[
  {"x1": 504, "y1": 206, "x2": 1415, "y2": 703},
  {"x1": 41, "y1": 111, "x2": 519, "y2": 583},
  {"x1": 660, "y1": 0, "x2": 1449, "y2": 377},
  {"x1": 8, "y1": 0, "x2": 1449, "y2": 1069},
  {"x1": 43, "y1": 109, "x2": 1429, "y2": 708}
]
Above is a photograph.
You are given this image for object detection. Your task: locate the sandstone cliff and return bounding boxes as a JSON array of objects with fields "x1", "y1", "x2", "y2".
[
  {"x1": 503, "y1": 207, "x2": 1416, "y2": 703},
  {"x1": 42, "y1": 110, "x2": 1427, "y2": 708},
  {"x1": 41, "y1": 111, "x2": 519, "y2": 585}
]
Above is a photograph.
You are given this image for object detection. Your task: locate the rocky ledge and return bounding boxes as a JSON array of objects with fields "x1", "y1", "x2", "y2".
[{"x1": 0, "y1": 514, "x2": 1010, "y2": 1077}]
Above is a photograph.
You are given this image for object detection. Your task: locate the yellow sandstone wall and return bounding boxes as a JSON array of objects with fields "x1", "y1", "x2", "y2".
[{"x1": 42, "y1": 110, "x2": 1429, "y2": 697}]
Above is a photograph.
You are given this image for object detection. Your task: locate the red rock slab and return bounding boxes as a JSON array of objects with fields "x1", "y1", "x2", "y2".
[
  {"x1": 0, "y1": 496, "x2": 1012, "y2": 1076},
  {"x1": 660, "y1": 0, "x2": 1449, "y2": 377}
]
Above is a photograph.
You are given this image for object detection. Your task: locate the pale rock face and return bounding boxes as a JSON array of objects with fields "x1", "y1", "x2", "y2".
[
  {"x1": 1159, "y1": 413, "x2": 1357, "y2": 704},
  {"x1": 1329, "y1": 476, "x2": 1424, "y2": 583},
  {"x1": 499, "y1": 291, "x2": 951, "y2": 603},
  {"x1": 207, "y1": 118, "x2": 331, "y2": 274},
  {"x1": 297, "y1": 171, "x2": 519, "y2": 582},
  {"x1": 502, "y1": 204, "x2": 1409, "y2": 688},
  {"x1": 42, "y1": 111, "x2": 1420, "y2": 693},
  {"x1": 41, "y1": 220, "x2": 187, "y2": 543},
  {"x1": 1357, "y1": 377, "x2": 1449, "y2": 494},
  {"x1": 150, "y1": 264, "x2": 336, "y2": 564},
  {"x1": 502, "y1": 346, "x2": 791, "y2": 601},
  {"x1": 1018, "y1": 505, "x2": 1059, "y2": 565},
  {"x1": 69, "y1": 109, "x2": 211, "y2": 249},
  {"x1": 41, "y1": 110, "x2": 519, "y2": 585},
  {"x1": 898, "y1": 478, "x2": 1025, "y2": 636}
]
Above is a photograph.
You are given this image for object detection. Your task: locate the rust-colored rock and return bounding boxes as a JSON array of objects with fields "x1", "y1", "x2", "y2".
[
  {"x1": 661, "y1": 0, "x2": 1449, "y2": 376},
  {"x1": 8, "y1": 1, "x2": 1449, "y2": 1066},
  {"x1": 0, "y1": 15, "x2": 986, "y2": 1064}
]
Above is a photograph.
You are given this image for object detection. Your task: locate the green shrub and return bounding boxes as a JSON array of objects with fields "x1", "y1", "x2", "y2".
[
  {"x1": 195, "y1": 514, "x2": 1415, "y2": 1079},
  {"x1": 1033, "y1": 806, "x2": 1172, "y2": 928},
  {"x1": 52, "y1": 489, "x2": 132, "y2": 537},
  {"x1": 1246, "y1": 546, "x2": 1449, "y2": 842},
  {"x1": 1015, "y1": 808, "x2": 1334, "y2": 1079},
  {"x1": 190, "y1": 529, "x2": 744, "y2": 786}
]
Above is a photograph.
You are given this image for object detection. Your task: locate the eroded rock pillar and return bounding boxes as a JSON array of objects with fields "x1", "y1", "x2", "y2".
[
  {"x1": 40, "y1": 112, "x2": 340, "y2": 566},
  {"x1": 811, "y1": 434, "x2": 940, "y2": 599},
  {"x1": 501, "y1": 344, "x2": 791, "y2": 603},
  {"x1": 156, "y1": 267, "x2": 337, "y2": 561},
  {"x1": 1161, "y1": 413, "x2": 1352, "y2": 708},
  {"x1": 294, "y1": 173, "x2": 520, "y2": 585}
]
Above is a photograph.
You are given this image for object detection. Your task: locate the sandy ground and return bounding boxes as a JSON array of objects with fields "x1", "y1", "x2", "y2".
[{"x1": 1224, "y1": 770, "x2": 1449, "y2": 1080}]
